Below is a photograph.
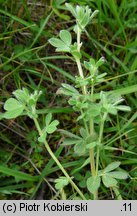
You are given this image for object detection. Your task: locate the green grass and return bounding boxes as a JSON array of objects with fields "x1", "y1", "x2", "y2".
[{"x1": 0, "y1": 0, "x2": 136, "y2": 200}]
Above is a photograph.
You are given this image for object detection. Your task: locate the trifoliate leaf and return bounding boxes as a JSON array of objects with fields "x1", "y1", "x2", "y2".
[
  {"x1": 3, "y1": 98, "x2": 24, "y2": 119},
  {"x1": 48, "y1": 38, "x2": 70, "y2": 52},
  {"x1": 87, "y1": 176, "x2": 101, "y2": 194},
  {"x1": 55, "y1": 176, "x2": 69, "y2": 190}
]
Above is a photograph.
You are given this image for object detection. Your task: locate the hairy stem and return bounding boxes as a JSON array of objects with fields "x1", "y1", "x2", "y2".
[
  {"x1": 33, "y1": 118, "x2": 86, "y2": 200},
  {"x1": 76, "y1": 26, "x2": 97, "y2": 199},
  {"x1": 113, "y1": 187, "x2": 123, "y2": 200},
  {"x1": 76, "y1": 27, "x2": 87, "y2": 95},
  {"x1": 96, "y1": 113, "x2": 107, "y2": 175}
]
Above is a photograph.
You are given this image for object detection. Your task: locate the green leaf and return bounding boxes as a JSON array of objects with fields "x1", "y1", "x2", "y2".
[
  {"x1": 70, "y1": 43, "x2": 81, "y2": 59},
  {"x1": 46, "y1": 120, "x2": 59, "y2": 134},
  {"x1": 48, "y1": 38, "x2": 70, "y2": 52},
  {"x1": 108, "y1": 171, "x2": 129, "y2": 179},
  {"x1": 96, "y1": 57, "x2": 105, "y2": 67},
  {"x1": 87, "y1": 176, "x2": 101, "y2": 194},
  {"x1": 74, "y1": 142, "x2": 86, "y2": 156},
  {"x1": 13, "y1": 88, "x2": 30, "y2": 103},
  {"x1": 55, "y1": 176, "x2": 69, "y2": 190},
  {"x1": 3, "y1": 98, "x2": 24, "y2": 119},
  {"x1": 45, "y1": 113, "x2": 52, "y2": 126},
  {"x1": 48, "y1": 38, "x2": 65, "y2": 48},
  {"x1": 102, "y1": 175, "x2": 118, "y2": 188},
  {"x1": 61, "y1": 83, "x2": 79, "y2": 95},
  {"x1": 59, "y1": 129, "x2": 81, "y2": 139},
  {"x1": 61, "y1": 138, "x2": 80, "y2": 146},
  {"x1": 107, "y1": 105, "x2": 117, "y2": 115},
  {"x1": 59, "y1": 30, "x2": 72, "y2": 46},
  {"x1": 104, "y1": 161, "x2": 121, "y2": 173},
  {"x1": 4, "y1": 98, "x2": 23, "y2": 111},
  {"x1": 65, "y1": 3, "x2": 77, "y2": 17},
  {"x1": 38, "y1": 130, "x2": 47, "y2": 143},
  {"x1": 0, "y1": 165, "x2": 39, "y2": 182},
  {"x1": 115, "y1": 105, "x2": 131, "y2": 112},
  {"x1": 86, "y1": 141, "x2": 98, "y2": 149},
  {"x1": 4, "y1": 108, "x2": 24, "y2": 119}
]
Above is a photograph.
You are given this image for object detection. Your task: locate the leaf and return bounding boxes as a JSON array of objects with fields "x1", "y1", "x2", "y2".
[
  {"x1": 79, "y1": 127, "x2": 88, "y2": 138},
  {"x1": 108, "y1": 171, "x2": 129, "y2": 179},
  {"x1": 70, "y1": 43, "x2": 81, "y2": 59},
  {"x1": 4, "y1": 108, "x2": 24, "y2": 119},
  {"x1": 88, "y1": 103, "x2": 101, "y2": 117},
  {"x1": 48, "y1": 38, "x2": 65, "y2": 48},
  {"x1": 46, "y1": 120, "x2": 59, "y2": 134},
  {"x1": 74, "y1": 142, "x2": 86, "y2": 156},
  {"x1": 0, "y1": 165, "x2": 39, "y2": 182},
  {"x1": 45, "y1": 113, "x2": 52, "y2": 126},
  {"x1": 38, "y1": 130, "x2": 47, "y2": 143},
  {"x1": 3, "y1": 98, "x2": 25, "y2": 119},
  {"x1": 61, "y1": 83, "x2": 79, "y2": 95},
  {"x1": 61, "y1": 138, "x2": 80, "y2": 146},
  {"x1": 59, "y1": 30, "x2": 72, "y2": 46},
  {"x1": 13, "y1": 88, "x2": 30, "y2": 103},
  {"x1": 89, "y1": 10, "x2": 99, "y2": 21},
  {"x1": 87, "y1": 176, "x2": 101, "y2": 194},
  {"x1": 96, "y1": 57, "x2": 105, "y2": 67},
  {"x1": 55, "y1": 176, "x2": 69, "y2": 190},
  {"x1": 65, "y1": 3, "x2": 77, "y2": 17},
  {"x1": 4, "y1": 98, "x2": 23, "y2": 111},
  {"x1": 48, "y1": 36, "x2": 71, "y2": 52},
  {"x1": 86, "y1": 141, "x2": 98, "y2": 150},
  {"x1": 74, "y1": 141, "x2": 86, "y2": 156},
  {"x1": 104, "y1": 161, "x2": 121, "y2": 173},
  {"x1": 102, "y1": 175, "x2": 118, "y2": 188},
  {"x1": 107, "y1": 105, "x2": 117, "y2": 115},
  {"x1": 115, "y1": 105, "x2": 131, "y2": 112},
  {"x1": 59, "y1": 129, "x2": 81, "y2": 139}
]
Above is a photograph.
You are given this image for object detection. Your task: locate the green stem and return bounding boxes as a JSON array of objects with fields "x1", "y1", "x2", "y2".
[
  {"x1": 89, "y1": 118, "x2": 97, "y2": 200},
  {"x1": 33, "y1": 118, "x2": 86, "y2": 200},
  {"x1": 113, "y1": 187, "x2": 123, "y2": 200},
  {"x1": 76, "y1": 27, "x2": 87, "y2": 95},
  {"x1": 76, "y1": 26, "x2": 97, "y2": 199},
  {"x1": 96, "y1": 113, "x2": 107, "y2": 175}
]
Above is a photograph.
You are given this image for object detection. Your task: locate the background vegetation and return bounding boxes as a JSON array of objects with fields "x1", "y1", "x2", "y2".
[{"x1": 0, "y1": 0, "x2": 137, "y2": 200}]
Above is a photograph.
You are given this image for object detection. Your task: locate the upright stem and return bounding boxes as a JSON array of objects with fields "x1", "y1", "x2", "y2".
[
  {"x1": 96, "y1": 113, "x2": 107, "y2": 175},
  {"x1": 33, "y1": 118, "x2": 86, "y2": 200},
  {"x1": 76, "y1": 27, "x2": 87, "y2": 95},
  {"x1": 76, "y1": 27, "x2": 97, "y2": 199}
]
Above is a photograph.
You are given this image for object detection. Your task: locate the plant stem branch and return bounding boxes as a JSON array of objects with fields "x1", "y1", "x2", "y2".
[
  {"x1": 96, "y1": 113, "x2": 107, "y2": 175},
  {"x1": 112, "y1": 187, "x2": 123, "y2": 200},
  {"x1": 33, "y1": 118, "x2": 86, "y2": 200}
]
